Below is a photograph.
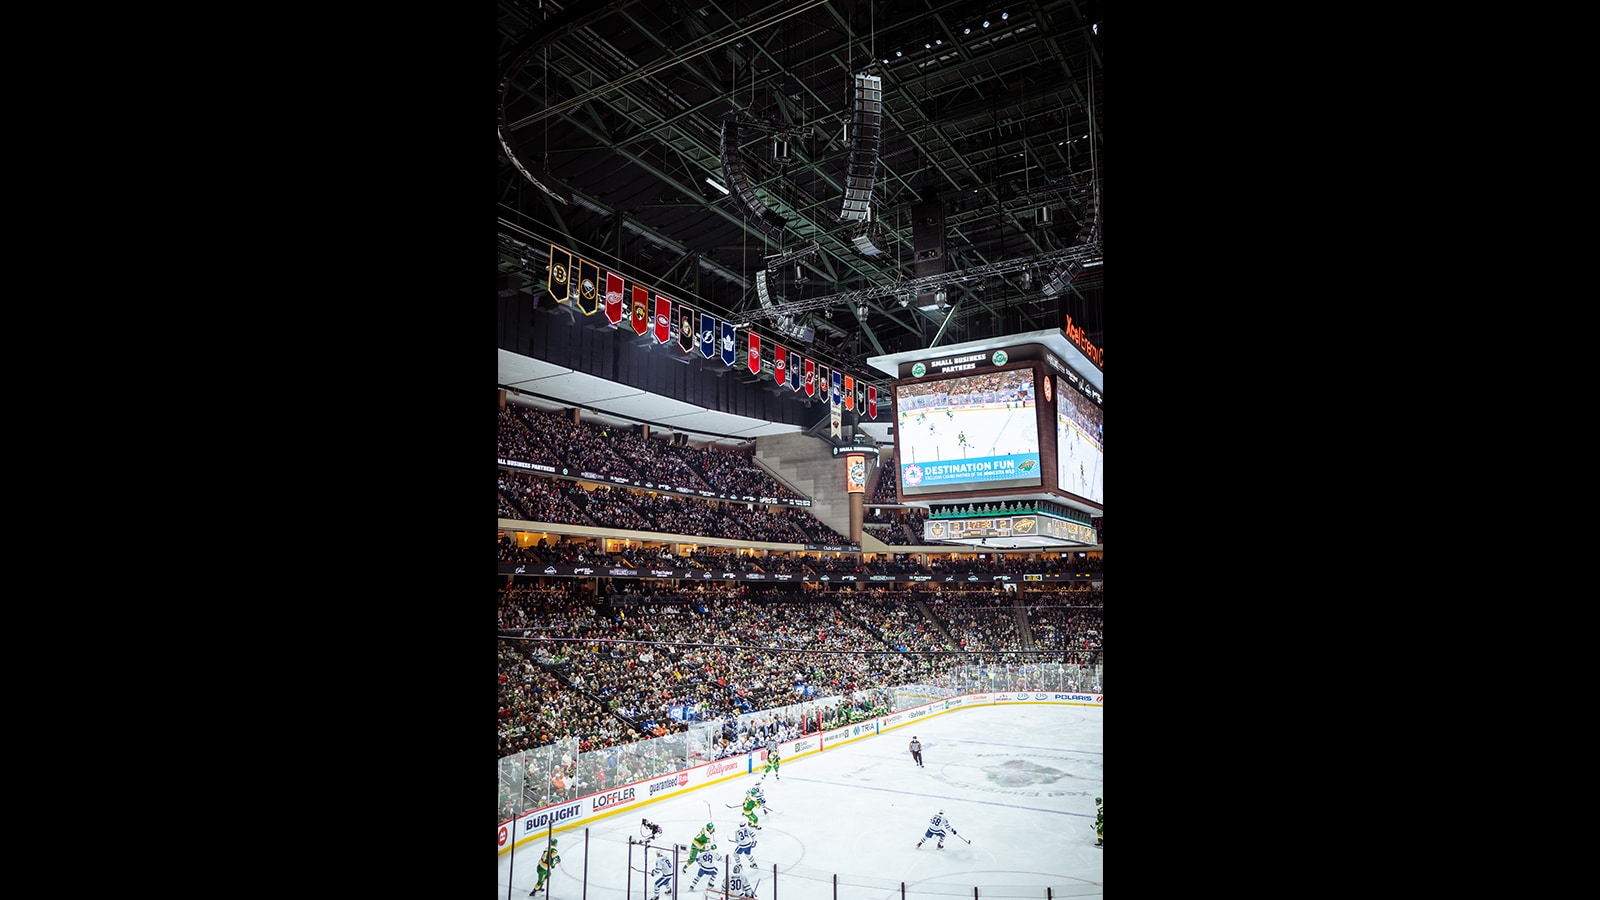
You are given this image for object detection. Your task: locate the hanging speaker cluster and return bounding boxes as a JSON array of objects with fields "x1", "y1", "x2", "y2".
[
  {"x1": 839, "y1": 74, "x2": 883, "y2": 222},
  {"x1": 1040, "y1": 260, "x2": 1084, "y2": 297},
  {"x1": 720, "y1": 120, "x2": 787, "y2": 239}
]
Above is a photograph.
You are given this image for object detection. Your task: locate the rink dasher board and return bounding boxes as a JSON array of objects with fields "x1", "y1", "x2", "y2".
[{"x1": 499, "y1": 693, "x2": 1101, "y2": 855}]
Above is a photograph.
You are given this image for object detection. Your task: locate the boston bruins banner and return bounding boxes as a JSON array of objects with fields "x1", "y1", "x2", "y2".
[{"x1": 548, "y1": 244, "x2": 571, "y2": 303}]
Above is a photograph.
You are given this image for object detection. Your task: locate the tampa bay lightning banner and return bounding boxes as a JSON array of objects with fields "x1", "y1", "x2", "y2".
[
  {"x1": 700, "y1": 312, "x2": 716, "y2": 359},
  {"x1": 721, "y1": 320, "x2": 737, "y2": 367}
]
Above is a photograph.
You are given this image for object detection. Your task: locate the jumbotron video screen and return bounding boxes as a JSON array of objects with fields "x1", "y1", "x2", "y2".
[
  {"x1": 1053, "y1": 374, "x2": 1104, "y2": 506},
  {"x1": 893, "y1": 369, "x2": 1043, "y2": 498}
]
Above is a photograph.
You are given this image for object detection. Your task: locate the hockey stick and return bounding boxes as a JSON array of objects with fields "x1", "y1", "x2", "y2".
[{"x1": 955, "y1": 833, "x2": 971, "y2": 845}]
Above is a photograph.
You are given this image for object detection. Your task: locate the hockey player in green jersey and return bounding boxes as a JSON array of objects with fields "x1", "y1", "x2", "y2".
[
  {"x1": 684, "y1": 822, "x2": 715, "y2": 871},
  {"x1": 529, "y1": 838, "x2": 560, "y2": 895},
  {"x1": 760, "y1": 751, "x2": 781, "y2": 782},
  {"x1": 1093, "y1": 797, "x2": 1103, "y2": 847},
  {"x1": 740, "y1": 791, "x2": 763, "y2": 829}
]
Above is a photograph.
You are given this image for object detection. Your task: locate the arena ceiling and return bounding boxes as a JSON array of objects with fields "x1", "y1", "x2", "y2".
[{"x1": 498, "y1": 0, "x2": 1104, "y2": 386}]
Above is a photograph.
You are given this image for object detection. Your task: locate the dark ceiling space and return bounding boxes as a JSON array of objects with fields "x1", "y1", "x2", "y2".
[{"x1": 498, "y1": 0, "x2": 1103, "y2": 380}]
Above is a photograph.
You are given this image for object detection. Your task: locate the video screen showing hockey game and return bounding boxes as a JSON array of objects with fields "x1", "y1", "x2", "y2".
[
  {"x1": 894, "y1": 370, "x2": 1042, "y2": 498},
  {"x1": 1054, "y1": 376, "x2": 1104, "y2": 506}
]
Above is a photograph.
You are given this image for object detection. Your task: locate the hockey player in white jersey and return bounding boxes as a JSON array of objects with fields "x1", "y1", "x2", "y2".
[
  {"x1": 916, "y1": 808, "x2": 960, "y2": 849},
  {"x1": 747, "y1": 784, "x2": 771, "y2": 815},
  {"x1": 724, "y1": 862, "x2": 758, "y2": 899},
  {"x1": 732, "y1": 821, "x2": 760, "y2": 869},
  {"x1": 687, "y1": 845, "x2": 722, "y2": 892},
  {"x1": 649, "y1": 849, "x2": 676, "y2": 900}
]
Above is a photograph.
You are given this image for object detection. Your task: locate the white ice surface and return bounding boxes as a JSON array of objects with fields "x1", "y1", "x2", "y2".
[{"x1": 498, "y1": 704, "x2": 1102, "y2": 900}]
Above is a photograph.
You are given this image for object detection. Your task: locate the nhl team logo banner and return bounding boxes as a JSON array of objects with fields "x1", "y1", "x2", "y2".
[
  {"x1": 817, "y1": 364, "x2": 828, "y2": 400},
  {"x1": 868, "y1": 384, "x2": 878, "y2": 419},
  {"x1": 831, "y1": 395, "x2": 842, "y2": 439},
  {"x1": 654, "y1": 294, "x2": 672, "y2": 344},
  {"x1": 548, "y1": 244, "x2": 572, "y2": 303},
  {"x1": 774, "y1": 345, "x2": 787, "y2": 384},
  {"x1": 856, "y1": 381, "x2": 866, "y2": 415},
  {"x1": 604, "y1": 272, "x2": 624, "y2": 326},
  {"x1": 576, "y1": 258, "x2": 599, "y2": 315},
  {"x1": 700, "y1": 312, "x2": 716, "y2": 359},
  {"x1": 631, "y1": 285, "x2": 649, "y2": 335},
  {"x1": 805, "y1": 358, "x2": 816, "y2": 397},
  {"x1": 678, "y1": 306, "x2": 695, "y2": 353},
  {"x1": 721, "y1": 321, "x2": 737, "y2": 367},
  {"x1": 844, "y1": 375, "x2": 855, "y2": 411},
  {"x1": 831, "y1": 370, "x2": 842, "y2": 406},
  {"x1": 747, "y1": 331, "x2": 761, "y2": 375},
  {"x1": 790, "y1": 353, "x2": 803, "y2": 391}
]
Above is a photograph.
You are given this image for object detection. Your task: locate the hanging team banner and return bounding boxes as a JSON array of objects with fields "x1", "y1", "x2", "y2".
[
  {"x1": 774, "y1": 345, "x2": 786, "y2": 385},
  {"x1": 868, "y1": 384, "x2": 878, "y2": 419},
  {"x1": 805, "y1": 358, "x2": 816, "y2": 397},
  {"x1": 856, "y1": 381, "x2": 867, "y2": 416},
  {"x1": 631, "y1": 286, "x2": 649, "y2": 335},
  {"x1": 790, "y1": 353, "x2": 803, "y2": 391},
  {"x1": 654, "y1": 294, "x2": 672, "y2": 343},
  {"x1": 747, "y1": 331, "x2": 761, "y2": 375},
  {"x1": 548, "y1": 244, "x2": 572, "y2": 303},
  {"x1": 576, "y1": 258, "x2": 599, "y2": 315},
  {"x1": 844, "y1": 375, "x2": 855, "y2": 411},
  {"x1": 604, "y1": 272, "x2": 624, "y2": 326},
  {"x1": 721, "y1": 321, "x2": 737, "y2": 367},
  {"x1": 830, "y1": 383, "x2": 843, "y2": 438},
  {"x1": 831, "y1": 369, "x2": 843, "y2": 406},
  {"x1": 817, "y1": 364, "x2": 828, "y2": 400},
  {"x1": 699, "y1": 312, "x2": 716, "y2": 359},
  {"x1": 678, "y1": 306, "x2": 695, "y2": 353}
]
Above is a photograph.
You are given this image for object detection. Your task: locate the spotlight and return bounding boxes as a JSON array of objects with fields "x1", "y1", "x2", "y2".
[
  {"x1": 983, "y1": 20, "x2": 990, "y2": 27},
  {"x1": 1002, "y1": 12, "x2": 1008, "y2": 19},
  {"x1": 963, "y1": 27, "x2": 970, "y2": 34},
  {"x1": 895, "y1": 50, "x2": 902, "y2": 57},
  {"x1": 925, "y1": 43, "x2": 931, "y2": 49}
]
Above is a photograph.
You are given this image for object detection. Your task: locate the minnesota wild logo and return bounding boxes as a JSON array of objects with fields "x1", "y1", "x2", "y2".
[
  {"x1": 1017, "y1": 459, "x2": 1037, "y2": 471},
  {"x1": 912, "y1": 362, "x2": 927, "y2": 377},
  {"x1": 992, "y1": 350, "x2": 1008, "y2": 365}
]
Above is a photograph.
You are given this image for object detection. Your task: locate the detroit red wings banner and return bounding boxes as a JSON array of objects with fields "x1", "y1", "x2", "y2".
[
  {"x1": 805, "y1": 358, "x2": 816, "y2": 397},
  {"x1": 654, "y1": 294, "x2": 672, "y2": 343},
  {"x1": 747, "y1": 331, "x2": 761, "y2": 375},
  {"x1": 631, "y1": 285, "x2": 649, "y2": 335},
  {"x1": 604, "y1": 272, "x2": 624, "y2": 326},
  {"x1": 774, "y1": 345, "x2": 786, "y2": 384}
]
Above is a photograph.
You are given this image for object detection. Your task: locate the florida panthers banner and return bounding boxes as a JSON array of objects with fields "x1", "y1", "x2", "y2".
[
  {"x1": 654, "y1": 294, "x2": 672, "y2": 343},
  {"x1": 699, "y1": 312, "x2": 716, "y2": 359},
  {"x1": 868, "y1": 384, "x2": 878, "y2": 419},
  {"x1": 631, "y1": 285, "x2": 649, "y2": 335},
  {"x1": 844, "y1": 375, "x2": 854, "y2": 411},
  {"x1": 548, "y1": 244, "x2": 571, "y2": 303},
  {"x1": 576, "y1": 258, "x2": 599, "y2": 315},
  {"x1": 805, "y1": 358, "x2": 816, "y2": 397},
  {"x1": 604, "y1": 272, "x2": 624, "y2": 326},
  {"x1": 774, "y1": 345, "x2": 786, "y2": 384},
  {"x1": 678, "y1": 306, "x2": 695, "y2": 353},
  {"x1": 747, "y1": 331, "x2": 761, "y2": 375},
  {"x1": 721, "y1": 321, "x2": 737, "y2": 367}
]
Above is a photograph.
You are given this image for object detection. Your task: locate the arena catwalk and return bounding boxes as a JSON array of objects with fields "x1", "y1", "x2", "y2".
[{"x1": 498, "y1": 704, "x2": 1103, "y2": 899}]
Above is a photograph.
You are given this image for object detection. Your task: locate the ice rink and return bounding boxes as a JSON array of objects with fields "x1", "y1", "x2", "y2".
[{"x1": 498, "y1": 703, "x2": 1103, "y2": 900}]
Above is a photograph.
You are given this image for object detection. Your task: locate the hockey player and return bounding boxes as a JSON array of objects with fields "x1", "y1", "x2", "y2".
[
  {"x1": 529, "y1": 838, "x2": 560, "y2": 895},
  {"x1": 747, "y1": 784, "x2": 771, "y2": 815},
  {"x1": 686, "y1": 845, "x2": 721, "y2": 892},
  {"x1": 916, "y1": 809, "x2": 959, "y2": 849},
  {"x1": 740, "y1": 791, "x2": 763, "y2": 829},
  {"x1": 759, "y1": 751, "x2": 780, "y2": 782},
  {"x1": 1093, "y1": 797, "x2": 1103, "y2": 847},
  {"x1": 732, "y1": 821, "x2": 760, "y2": 869},
  {"x1": 908, "y1": 736, "x2": 924, "y2": 768},
  {"x1": 684, "y1": 823, "x2": 715, "y2": 872},
  {"x1": 725, "y1": 861, "x2": 757, "y2": 899},
  {"x1": 649, "y1": 849, "x2": 675, "y2": 900}
]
